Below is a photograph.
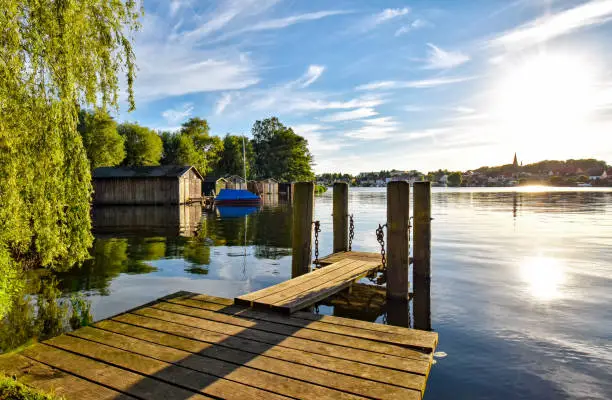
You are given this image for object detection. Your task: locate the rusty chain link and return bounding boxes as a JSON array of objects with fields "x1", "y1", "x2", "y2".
[
  {"x1": 312, "y1": 220, "x2": 321, "y2": 268},
  {"x1": 348, "y1": 214, "x2": 354, "y2": 251},
  {"x1": 376, "y1": 223, "x2": 387, "y2": 268}
]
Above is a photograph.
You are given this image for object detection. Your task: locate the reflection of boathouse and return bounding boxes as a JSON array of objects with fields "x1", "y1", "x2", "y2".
[
  {"x1": 92, "y1": 166, "x2": 203, "y2": 205},
  {"x1": 92, "y1": 204, "x2": 202, "y2": 237}
]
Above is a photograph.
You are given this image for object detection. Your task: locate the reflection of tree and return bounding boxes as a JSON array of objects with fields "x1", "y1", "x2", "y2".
[
  {"x1": 0, "y1": 277, "x2": 91, "y2": 354},
  {"x1": 250, "y1": 206, "x2": 292, "y2": 259},
  {"x1": 55, "y1": 237, "x2": 162, "y2": 296}
]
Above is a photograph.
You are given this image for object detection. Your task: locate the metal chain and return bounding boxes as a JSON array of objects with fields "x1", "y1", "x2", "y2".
[
  {"x1": 376, "y1": 223, "x2": 387, "y2": 268},
  {"x1": 312, "y1": 220, "x2": 321, "y2": 268},
  {"x1": 348, "y1": 214, "x2": 355, "y2": 251}
]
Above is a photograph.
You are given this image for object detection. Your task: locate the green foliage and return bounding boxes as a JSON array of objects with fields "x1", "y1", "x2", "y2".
[
  {"x1": 77, "y1": 109, "x2": 125, "y2": 168},
  {"x1": 0, "y1": 375, "x2": 61, "y2": 400},
  {"x1": 119, "y1": 123, "x2": 163, "y2": 166},
  {"x1": 252, "y1": 117, "x2": 314, "y2": 181},
  {"x1": 447, "y1": 172, "x2": 462, "y2": 187},
  {"x1": 0, "y1": 0, "x2": 140, "y2": 317},
  {"x1": 160, "y1": 131, "x2": 206, "y2": 173},
  {"x1": 179, "y1": 118, "x2": 224, "y2": 175},
  {"x1": 577, "y1": 175, "x2": 590, "y2": 183},
  {"x1": 216, "y1": 134, "x2": 253, "y2": 177},
  {"x1": 315, "y1": 184, "x2": 328, "y2": 195}
]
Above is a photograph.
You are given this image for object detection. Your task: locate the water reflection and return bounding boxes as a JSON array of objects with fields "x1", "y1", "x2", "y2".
[{"x1": 519, "y1": 256, "x2": 566, "y2": 301}]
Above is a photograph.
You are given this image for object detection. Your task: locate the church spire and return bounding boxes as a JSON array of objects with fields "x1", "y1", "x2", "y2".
[{"x1": 513, "y1": 152, "x2": 519, "y2": 169}]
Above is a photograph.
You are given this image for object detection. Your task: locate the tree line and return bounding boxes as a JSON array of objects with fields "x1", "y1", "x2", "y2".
[{"x1": 78, "y1": 110, "x2": 314, "y2": 181}]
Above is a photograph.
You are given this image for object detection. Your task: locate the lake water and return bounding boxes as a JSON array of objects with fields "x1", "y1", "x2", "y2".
[{"x1": 2, "y1": 187, "x2": 612, "y2": 399}]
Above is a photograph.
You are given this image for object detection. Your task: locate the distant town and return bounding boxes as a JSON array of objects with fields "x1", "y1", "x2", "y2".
[{"x1": 317, "y1": 155, "x2": 612, "y2": 188}]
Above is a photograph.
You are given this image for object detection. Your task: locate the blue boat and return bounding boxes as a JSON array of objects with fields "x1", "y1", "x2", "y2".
[{"x1": 214, "y1": 189, "x2": 261, "y2": 206}]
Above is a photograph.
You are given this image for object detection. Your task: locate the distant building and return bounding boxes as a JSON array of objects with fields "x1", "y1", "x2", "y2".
[{"x1": 92, "y1": 165, "x2": 203, "y2": 205}]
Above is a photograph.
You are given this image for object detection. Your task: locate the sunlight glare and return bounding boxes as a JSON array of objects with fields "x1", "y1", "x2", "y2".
[
  {"x1": 492, "y1": 53, "x2": 599, "y2": 148},
  {"x1": 519, "y1": 256, "x2": 566, "y2": 301}
]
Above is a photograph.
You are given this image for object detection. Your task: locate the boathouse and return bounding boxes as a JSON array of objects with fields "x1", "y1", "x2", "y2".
[
  {"x1": 225, "y1": 175, "x2": 247, "y2": 190},
  {"x1": 92, "y1": 166, "x2": 203, "y2": 205},
  {"x1": 202, "y1": 176, "x2": 227, "y2": 196},
  {"x1": 248, "y1": 178, "x2": 279, "y2": 195}
]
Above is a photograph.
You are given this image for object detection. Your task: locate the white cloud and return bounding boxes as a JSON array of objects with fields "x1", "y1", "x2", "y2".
[
  {"x1": 214, "y1": 93, "x2": 233, "y2": 115},
  {"x1": 375, "y1": 7, "x2": 411, "y2": 24},
  {"x1": 356, "y1": 76, "x2": 475, "y2": 91},
  {"x1": 180, "y1": 0, "x2": 280, "y2": 41},
  {"x1": 132, "y1": 14, "x2": 260, "y2": 101},
  {"x1": 162, "y1": 103, "x2": 194, "y2": 124},
  {"x1": 424, "y1": 44, "x2": 470, "y2": 69},
  {"x1": 491, "y1": 0, "x2": 612, "y2": 49},
  {"x1": 249, "y1": 10, "x2": 350, "y2": 31},
  {"x1": 320, "y1": 107, "x2": 378, "y2": 122},
  {"x1": 345, "y1": 117, "x2": 399, "y2": 140},
  {"x1": 395, "y1": 18, "x2": 430, "y2": 36},
  {"x1": 290, "y1": 65, "x2": 325, "y2": 88},
  {"x1": 357, "y1": 7, "x2": 411, "y2": 32},
  {"x1": 292, "y1": 124, "x2": 347, "y2": 155}
]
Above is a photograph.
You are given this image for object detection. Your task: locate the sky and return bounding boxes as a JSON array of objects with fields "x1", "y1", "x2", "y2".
[{"x1": 118, "y1": 0, "x2": 612, "y2": 174}]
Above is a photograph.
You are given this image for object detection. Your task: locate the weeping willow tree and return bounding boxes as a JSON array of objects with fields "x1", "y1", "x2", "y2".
[{"x1": 0, "y1": 0, "x2": 141, "y2": 317}]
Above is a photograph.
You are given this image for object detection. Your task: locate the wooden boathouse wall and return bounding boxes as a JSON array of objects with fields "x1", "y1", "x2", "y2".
[{"x1": 92, "y1": 166, "x2": 203, "y2": 205}]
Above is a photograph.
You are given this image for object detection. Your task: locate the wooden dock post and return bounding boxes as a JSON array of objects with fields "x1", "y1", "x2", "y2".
[
  {"x1": 413, "y1": 181, "x2": 432, "y2": 331},
  {"x1": 413, "y1": 181, "x2": 431, "y2": 280},
  {"x1": 292, "y1": 182, "x2": 314, "y2": 278},
  {"x1": 386, "y1": 181, "x2": 410, "y2": 300},
  {"x1": 333, "y1": 182, "x2": 349, "y2": 253}
]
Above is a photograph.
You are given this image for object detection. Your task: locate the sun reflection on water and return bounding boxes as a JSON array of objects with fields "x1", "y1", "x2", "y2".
[{"x1": 519, "y1": 256, "x2": 566, "y2": 301}]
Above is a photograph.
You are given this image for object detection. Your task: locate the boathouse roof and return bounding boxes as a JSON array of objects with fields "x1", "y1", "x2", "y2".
[{"x1": 92, "y1": 165, "x2": 203, "y2": 180}]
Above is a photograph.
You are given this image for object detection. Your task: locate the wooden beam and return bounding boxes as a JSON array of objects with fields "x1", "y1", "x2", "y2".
[
  {"x1": 333, "y1": 182, "x2": 349, "y2": 253},
  {"x1": 292, "y1": 182, "x2": 314, "y2": 277},
  {"x1": 386, "y1": 181, "x2": 410, "y2": 300}
]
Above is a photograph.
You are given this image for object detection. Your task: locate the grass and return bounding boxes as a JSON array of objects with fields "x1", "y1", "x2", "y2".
[{"x1": 0, "y1": 375, "x2": 61, "y2": 400}]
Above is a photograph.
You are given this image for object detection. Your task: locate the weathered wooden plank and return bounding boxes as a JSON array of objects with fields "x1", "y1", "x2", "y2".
[
  {"x1": 144, "y1": 303, "x2": 430, "y2": 361},
  {"x1": 236, "y1": 258, "x2": 359, "y2": 305},
  {"x1": 318, "y1": 251, "x2": 383, "y2": 265},
  {"x1": 21, "y1": 343, "x2": 212, "y2": 400},
  {"x1": 167, "y1": 296, "x2": 437, "y2": 351},
  {"x1": 252, "y1": 260, "x2": 378, "y2": 307},
  {"x1": 74, "y1": 326, "x2": 419, "y2": 399},
  {"x1": 44, "y1": 335, "x2": 288, "y2": 400},
  {"x1": 96, "y1": 319, "x2": 429, "y2": 389},
  {"x1": 266, "y1": 262, "x2": 382, "y2": 313},
  {"x1": 116, "y1": 312, "x2": 428, "y2": 372},
  {"x1": 0, "y1": 353, "x2": 134, "y2": 400},
  {"x1": 184, "y1": 293, "x2": 434, "y2": 344}
]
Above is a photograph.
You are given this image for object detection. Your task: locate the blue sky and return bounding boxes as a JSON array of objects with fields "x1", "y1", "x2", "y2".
[{"x1": 118, "y1": 0, "x2": 612, "y2": 173}]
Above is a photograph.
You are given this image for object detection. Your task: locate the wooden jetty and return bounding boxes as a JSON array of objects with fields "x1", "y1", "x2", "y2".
[
  {"x1": 236, "y1": 258, "x2": 382, "y2": 313},
  {"x1": 0, "y1": 181, "x2": 437, "y2": 399},
  {"x1": 0, "y1": 292, "x2": 437, "y2": 400}
]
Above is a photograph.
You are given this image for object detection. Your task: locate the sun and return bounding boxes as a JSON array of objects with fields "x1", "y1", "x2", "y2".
[{"x1": 491, "y1": 52, "x2": 600, "y2": 148}]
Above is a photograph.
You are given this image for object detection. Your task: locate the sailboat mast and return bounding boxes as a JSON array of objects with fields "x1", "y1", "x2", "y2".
[{"x1": 242, "y1": 135, "x2": 247, "y2": 187}]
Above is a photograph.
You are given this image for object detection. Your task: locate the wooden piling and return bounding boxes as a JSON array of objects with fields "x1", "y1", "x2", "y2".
[
  {"x1": 413, "y1": 181, "x2": 431, "y2": 280},
  {"x1": 292, "y1": 182, "x2": 314, "y2": 278},
  {"x1": 386, "y1": 181, "x2": 410, "y2": 300},
  {"x1": 413, "y1": 181, "x2": 432, "y2": 331},
  {"x1": 332, "y1": 182, "x2": 349, "y2": 253}
]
